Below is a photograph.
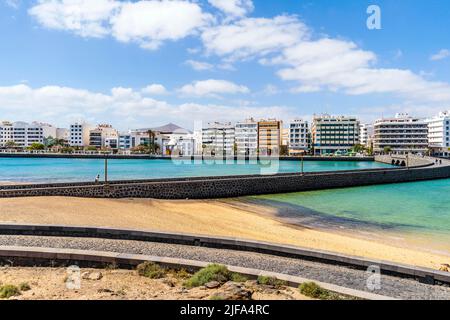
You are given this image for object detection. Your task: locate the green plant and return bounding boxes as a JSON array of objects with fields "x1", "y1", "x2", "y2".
[
  {"x1": 172, "y1": 268, "x2": 191, "y2": 280},
  {"x1": 257, "y1": 276, "x2": 287, "y2": 288},
  {"x1": 230, "y1": 273, "x2": 248, "y2": 283},
  {"x1": 209, "y1": 294, "x2": 225, "y2": 300},
  {"x1": 185, "y1": 264, "x2": 230, "y2": 288},
  {"x1": 19, "y1": 282, "x2": 31, "y2": 291},
  {"x1": 0, "y1": 285, "x2": 21, "y2": 299},
  {"x1": 136, "y1": 262, "x2": 166, "y2": 279},
  {"x1": 299, "y1": 282, "x2": 340, "y2": 300}
]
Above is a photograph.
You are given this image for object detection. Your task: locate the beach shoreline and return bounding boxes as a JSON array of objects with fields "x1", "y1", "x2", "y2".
[
  {"x1": 0, "y1": 196, "x2": 448, "y2": 270},
  {"x1": 221, "y1": 197, "x2": 450, "y2": 258}
]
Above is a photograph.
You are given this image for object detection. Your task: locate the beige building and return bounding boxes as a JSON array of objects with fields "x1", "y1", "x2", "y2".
[{"x1": 258, "y1": 119, "x2": 282, "y2": 156}]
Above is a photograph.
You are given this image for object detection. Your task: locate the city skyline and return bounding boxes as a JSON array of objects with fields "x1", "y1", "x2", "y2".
[{"x1": 0, "y1": 0, "x2": 450, "y2": 130}]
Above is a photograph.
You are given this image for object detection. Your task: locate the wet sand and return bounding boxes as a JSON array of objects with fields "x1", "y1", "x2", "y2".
[{"x1": 0, "y1": 196, "x2": 449, "y2": 270}]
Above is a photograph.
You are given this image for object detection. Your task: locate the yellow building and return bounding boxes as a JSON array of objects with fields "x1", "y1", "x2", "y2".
[{"x1": 258, "y1": 119, "x2": 282, "y2": 156}]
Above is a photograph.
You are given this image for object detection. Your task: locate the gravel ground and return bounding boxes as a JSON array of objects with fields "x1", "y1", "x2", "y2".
[{"x1": 0, "y1": 235, "x2": 449, "y2": 300}]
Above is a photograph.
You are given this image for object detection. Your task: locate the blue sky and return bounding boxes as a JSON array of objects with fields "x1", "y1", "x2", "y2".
[{"x1": 0, "y1": 0, "x2": 449, "y2": 130}]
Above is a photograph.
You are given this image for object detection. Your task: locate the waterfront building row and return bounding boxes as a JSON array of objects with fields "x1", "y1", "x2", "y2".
[{"x1": 1, "y1": 110, "x2": 450, "y2": 157}]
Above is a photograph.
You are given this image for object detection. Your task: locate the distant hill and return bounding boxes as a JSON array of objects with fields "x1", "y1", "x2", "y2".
[{"x1": 136, "y1": 123, "x2": 191, "y2": 134}]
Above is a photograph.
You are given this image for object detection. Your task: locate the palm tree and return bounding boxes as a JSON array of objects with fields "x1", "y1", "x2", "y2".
[
  {"x1": 5, "y1": 141, "x2": 17, "y2": 148},
  {"x1": 147, "y1": 130, "x2": 156, "y2": 155}
]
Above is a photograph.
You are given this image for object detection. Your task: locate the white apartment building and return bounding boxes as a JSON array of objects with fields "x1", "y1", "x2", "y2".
[
  {"x1": 289, "y1": 119, "x2": 309, "y2": 156},
  {"x1": 312, "y1": 115, "x2": 360, "y2": 155},
  {"x1": 235, "y1": 119, "x2": 258, "y2": 156},
  {"x1": 69, "y1": 123, "x2": 94, "y2": 147},
  {"x1": 373, "y1": 113, "x2": 428, "y2": 155},
  {"x1": 202, "y1": 122, "x2": 235, "y2": 156},
  {"x1": 359, "y1": 124, "x2": 374, "y2": 147},
  {"x1": 426, "y1": 111, "x2": 450, "y2": 157},
  {"x1": 0, "y1": 121, "x2": 56, "y2": 148}
]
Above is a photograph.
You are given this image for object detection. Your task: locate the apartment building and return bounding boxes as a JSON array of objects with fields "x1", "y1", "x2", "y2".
[
  {"x1": 359, "y1": 124, "x2": 374, "y2": 148},
  {"x1": 426, "y1": 111, "x2": 450, "y2": 157},
  {"x1": 312, "y1": 115, "x2": 360, "y2": 155},
  {"x1": 288, "y1": 119, "x2": 309, "y2": 156},
  {"x1": 89, "y1": 124, "x2": 119, "y2": 149},
  {"x1": 202, "y1": 122, "x2": 235, "y2": 156},
  {"x1": 258, "y1": 119, "x2": 282, "y2": 156},
  {"x1": 0, "y1": 121, "x2": 56, "y2": 148},
  {"x1": 69, "y1": 123, "x2": 94, "y2": 147},
  {"x1": 373, "y1": 113, "x2": 428, "y2": 155},
  {"x1": 235, "y1": 118, "x2": 258, "y2": 156}
]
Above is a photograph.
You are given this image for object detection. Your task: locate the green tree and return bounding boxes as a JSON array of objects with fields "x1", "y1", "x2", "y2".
[
  {"x1": 27, "y1": 143, "x2": 45, "y2": 150},
  {"x1": 383, "y1": 146, "x2": 392, "y2": 154},
  {"x1": 351, "y1": 144, "x2": 365, "y2": 153},
  {"x1": 5, "y1": 141, "x2": 17, "y2": 148}
]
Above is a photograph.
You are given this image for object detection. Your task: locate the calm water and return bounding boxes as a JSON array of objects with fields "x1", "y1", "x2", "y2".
[
  {"x1": 249, "y1": 179, "x2": 450, "y2": 254},
  {"x1": 0, "y1": 158, "x2": 392, "y2": 183}
]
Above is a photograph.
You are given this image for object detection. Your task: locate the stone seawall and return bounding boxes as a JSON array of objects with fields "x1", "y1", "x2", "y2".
[{"x1": 0, "y1": 156, "x2": 448, "y2": 199}]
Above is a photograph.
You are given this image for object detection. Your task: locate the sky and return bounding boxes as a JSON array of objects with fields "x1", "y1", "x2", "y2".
[{"x1": 0, "y1": 0, "x2": 449, "y2": 130}]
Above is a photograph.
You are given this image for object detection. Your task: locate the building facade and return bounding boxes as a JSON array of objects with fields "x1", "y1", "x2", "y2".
[
  {"x1": 88, "y1": 124, "x2": 119, "y2": 149},
  {"x1": 202, "y1": 122, "x2": 235, "y2": 156},
  {"x1": 426, "y1": 111, "x2": 450, "y2": 157},
  {"x1": 69, "y1": 123, "x2": 94, "y2": 147},
  {"x1": 235, "y1": 119, "x2": 258, "y2": 156},
  {"x1": 373, "y1": 113, "x2": 428, "y2": 155},
  {"x1": 359, "y1": 124, "x2": 374, "y2": 148},
  {"x1": 258, "y1": 119, "x2": 282, "y2": 156},
  {"x1": 312, "y1": 115, "x2": 359, "y2": 155},
  {"x1": 288, "y1": 119, "x2": 309, "y2": 156},
  {"x1": 0, "y1": 121, "x2": 56, "y2": 148}
]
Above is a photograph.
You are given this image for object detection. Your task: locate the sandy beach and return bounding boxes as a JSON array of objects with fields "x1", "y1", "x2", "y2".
[{"x1": 0, "y1": 196, "x2": 448, "y2": 270}]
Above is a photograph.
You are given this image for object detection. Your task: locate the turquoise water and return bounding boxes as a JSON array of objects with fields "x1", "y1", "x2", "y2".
[
  {"x1": 249, "y1": 179, "x2": 450, "y2": 253},
  {"x1": 0, "y1": 158, "x2": 392, "y2": 183}
]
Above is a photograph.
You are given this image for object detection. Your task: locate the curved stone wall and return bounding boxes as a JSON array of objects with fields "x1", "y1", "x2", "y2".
[{"x1": 0, "y1": 156, "x2": 448, "y2": 199}]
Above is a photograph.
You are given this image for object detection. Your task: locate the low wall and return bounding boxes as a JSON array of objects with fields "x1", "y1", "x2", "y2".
[
  {"x1": 0, "y1": 246, "x2": 391, "y2": 300},
  {"x1": 0, "y1": 224, "x2": 448, "y2": 285},
  {"x1": 0, "y1": 156, "x2": 447, "y2": 199}
]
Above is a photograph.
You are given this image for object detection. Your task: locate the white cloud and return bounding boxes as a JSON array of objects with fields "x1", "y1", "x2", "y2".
[
  {"x1": 201, "y1": 15, "x2": 309, "y2": 61},
  {"x1": 178, "y1": 79, "x2": 249, "y2": 97},
  {"x1": 141, "y1": 84, "x2": 168, "y2": 95},
  {"x1": 185, "y1": 60, "x2": 214, "y2": 71},
  {"x1": 208, "y1": 0, "x2": 253, "y2": 18},
  {"x1": 0, "y1": 84, "x2": 290, "y2": 129},
  {"x1": 270, "y1": 38, "x2": 450, "y2": 103},
  {"x1": 28, "y1": 0, "x2": 120, "y2": 38},
  {"x1": 111, "y1": 0, "x2": 212, "y2": 50},
  {"x1": 29, "y1": 0, "x2": 212, "y2": 49},
  {"x1": 430, "y1": 49, "x2": 450, "y2": 61}
]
